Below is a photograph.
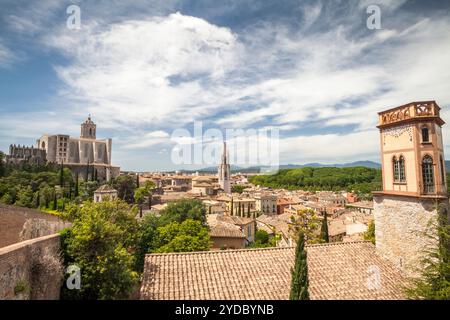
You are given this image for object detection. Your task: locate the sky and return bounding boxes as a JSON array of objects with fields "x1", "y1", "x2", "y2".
[{"x1": 0, "y1": 0, "x2": 450, "y2": 171}]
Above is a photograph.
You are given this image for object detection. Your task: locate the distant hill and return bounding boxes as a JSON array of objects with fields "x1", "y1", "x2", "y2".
[{"x1": 182, "y1": 160, "x2": 381, "y2": 173}]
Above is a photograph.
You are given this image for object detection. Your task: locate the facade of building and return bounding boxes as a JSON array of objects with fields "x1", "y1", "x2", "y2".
[
  {"x1": 218, "y1": 142, "x2": 231, "y2": 193},
  {"x1": 254, "y1": 193, "x2": 277, "y2": 215},
  {"x1": 373, "y1": 101, "x2": 449, "y2": 275},
  {"x1": 37, "y1": 116, "x2": 120, "y2": 182},
  {"x1": 5, "y1": 144, "x2": 47, "y2": 165},
  {"x1": 93, "y1": 185, "x2": 118, "y2": 203}
]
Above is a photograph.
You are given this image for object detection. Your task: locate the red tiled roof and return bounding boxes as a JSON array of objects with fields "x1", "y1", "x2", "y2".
[{"x1": 140, "y1": 241, "x2": 407, "y2": 300}]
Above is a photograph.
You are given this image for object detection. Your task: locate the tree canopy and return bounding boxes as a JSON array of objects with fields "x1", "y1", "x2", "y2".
[{"x1": 249, "y1": 166, "x2": 382, "y2": 199}]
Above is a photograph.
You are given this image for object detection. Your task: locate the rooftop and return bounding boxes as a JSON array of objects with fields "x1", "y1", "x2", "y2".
[
  {"x1": 94, "y1": 184, "x2": 117, "y2": 193},
  {"x1": 140, "y1": 241, "x2": 407, "y2": 300}
]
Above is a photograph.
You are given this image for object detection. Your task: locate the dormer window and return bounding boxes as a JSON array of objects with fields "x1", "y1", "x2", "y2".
[{"x1": 421, "y1": 126, "x2": 429, "y2": 143}]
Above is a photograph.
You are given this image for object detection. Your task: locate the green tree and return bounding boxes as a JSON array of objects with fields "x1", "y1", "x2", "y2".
[
  {"x1": 0, "y1": 151, "x2": 5, "y2": 177},
  {"x1": 290, "y1": 231, "x2": 309, "y2": 300},
  {"x1": 74, "y1": 173, "x2": 79, "y2": 198},
  {"x1": 290, "y1": 209, "x2": 323, "y2": 244},
  {"x1": 15, "y1": 186, "x2": 34, "y2": 208},
  {"x1": 52, "y1": 192, "x2": 57, "y2": 210},
  {"x1": 232, "y1": 185, "x2": 245, "y2": 194},
  {"x1": 112, "y1": 175, "x2": 136, "y2": 204},
  {"x1": 320, "y1": 211, "x2": 329, "y2": 243},
  {"x1": 59, "y1": 160, "x2": 64, "y2": 187},
  {"x1": 152, "y1": 219, "x2": 211, "y2": 253},
  {"x1": 406, "y1": 212, "x2": 450, "y2": 300},
  {"x1": 134, "y1": 187, "x2": 148, "y2": 217},
  {"x1": 158, "y1": 199, "x2": 206, "y2": 225},
  {"x1": 255, "y1": 230, "x2": 269, "y2": 244},
  {"x1": 60, "y1": 200, "x2": 139, "y2": 300},
  {"x1": 135, "y1": 214, "x2": 160, "y2": 272},
  {"x1": 364, "y1": 220, "x2": 375, "y2": 245}
]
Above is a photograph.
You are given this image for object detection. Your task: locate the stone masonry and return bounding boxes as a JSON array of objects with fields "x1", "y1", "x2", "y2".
[{"x1": 373, "y1": 194, "x2": 446, "y2": 276}]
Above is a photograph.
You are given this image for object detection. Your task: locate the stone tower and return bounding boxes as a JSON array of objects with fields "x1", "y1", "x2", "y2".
[
  {"x1": 373, "y1": 101, "x2": 449, "y2": 275},
  {"x1": 80, "y1": 115, "x2": 96, "y2": 139},
  {"x1": 218, "y1": 141, "x2": 231, "y2": 194}
]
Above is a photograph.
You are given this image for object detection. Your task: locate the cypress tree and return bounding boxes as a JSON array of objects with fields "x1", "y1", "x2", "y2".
[
  {"x1": 74, "y1": 173, "x2": 79, "y2": 198},
  {"x1": 290, "y1": 231, "x2": 309, "y2": 300},
  {"x1": 247, "y1": 203, "x2": 251, "y2": 218},
  {"x1": 69, "y1": 181, "x2": 72, "y2": 199},
  {"x1": 238, "y1": 202, "x2": 242, "y2": 217},
  {"x1": 86, "y1": 160, "x2": 90, "y2": 181},
  {"x1": 52, "y1": 192, "x2": 57, "y2": 211},
  {"x1": 136, "y1": 174, "x2": 140, "y2": 188},
  {"x1": 230, "y1": 198, "x2": 234, "y2": 216},
  {"x1": 59, "y1": 160, "x2": 64, "y2": 187},
  {"x1": 148, "y1": 193, "x2": 152, "y2": 209},
  {"x1": 321, "y1": 211, "x2": 329, "y2": 243}
]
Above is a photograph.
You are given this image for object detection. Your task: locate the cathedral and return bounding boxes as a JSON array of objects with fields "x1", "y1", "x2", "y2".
[{"x1": 8, "y1": 116, "x2": 120, "y2": 182}]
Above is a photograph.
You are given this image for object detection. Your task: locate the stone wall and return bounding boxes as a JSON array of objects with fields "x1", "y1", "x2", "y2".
[
  {"x1": 0, "y1": 234, "x2": 63, "y2": 300},
  {"x1": 0, "y1": 204, "x2": 70, "y2": 248},
  {"x1": 373, "y1": 194, "x2": 445, "y2": 276}
]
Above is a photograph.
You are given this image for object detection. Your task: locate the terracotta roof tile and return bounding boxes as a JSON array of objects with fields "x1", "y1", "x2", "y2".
[{"x1": 140, "y1": 241, "x2": 407, "y2": 300}]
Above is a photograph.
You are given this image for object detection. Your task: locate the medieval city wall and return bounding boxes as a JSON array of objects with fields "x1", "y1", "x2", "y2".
[
  {"x1": 0, "y1": 234, "x2": 63, "y2": 300},
  {"x1": 0, "y1": 204, "x2": 70, "y2": 248},
  {"x1": 373, "y1": 194, "x2": 443, "y2": 276}
]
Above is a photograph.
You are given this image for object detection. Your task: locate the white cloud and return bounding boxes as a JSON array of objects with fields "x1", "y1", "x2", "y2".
[
  {"x1": 45, "y1": 12, "x2": 241, "y2": 129},
  {"x1": 0, "y1": 42, "x2": 15, "y2": 68}
]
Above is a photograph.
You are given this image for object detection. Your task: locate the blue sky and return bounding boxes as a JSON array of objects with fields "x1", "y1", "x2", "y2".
[{"x1": 1, "y1": 0, "x2": 450, "y2": 171}]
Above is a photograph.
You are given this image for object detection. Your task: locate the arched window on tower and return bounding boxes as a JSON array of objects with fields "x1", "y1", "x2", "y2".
[
  {"x1": 422, "y1": 155, "x2": 435, "y2": 194},
  {"x1": 393, "y1": 156, "x2": 399, "y2": 182},
  {"x1": 399, "y1": 156, "x2": 406, "y2": 182},
  {"x1": 422, "y1": 126, "x2": 430, "y2": 143}
]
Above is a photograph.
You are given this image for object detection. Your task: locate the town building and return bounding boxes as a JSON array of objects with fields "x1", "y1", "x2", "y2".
[
  {"x1": 93, "y1": 185, "x2": 118, "y2": 203},
  {"x1": 254, "y1": 193, "x2": 277, "y2": 215},
  {"x1": 373, "y1": 101, "x2": 449, "y2": 275}
]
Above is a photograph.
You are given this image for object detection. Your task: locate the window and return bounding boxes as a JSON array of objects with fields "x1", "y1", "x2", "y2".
[
  {"x1": 422, "y1": 155, "x2": 434, "y2": 193},
  {"x1": 399, "y1": 156, "x2": 406, "y2": 182},
  {"x1": 440, "y1": 156, "x2": 446, "y2": 186},
  {"x1": 422, "y1": 127, "x2": 430, "y2": 143},
  {"x1": 393, "y1": 157, "x2": 399, "y2": 182}
]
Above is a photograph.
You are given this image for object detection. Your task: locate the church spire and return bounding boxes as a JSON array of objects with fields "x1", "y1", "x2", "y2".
[{"x1": 218, "y1": 141, "x2": 231, "y2": 194}]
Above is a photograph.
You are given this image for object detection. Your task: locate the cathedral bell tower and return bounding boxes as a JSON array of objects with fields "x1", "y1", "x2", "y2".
[
  {"x1": 373, "y1": 101, "x2": 448, "y2": 275},
  {"x1": 81, "y1": 115, "x2": 97, "y2": 139}
]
